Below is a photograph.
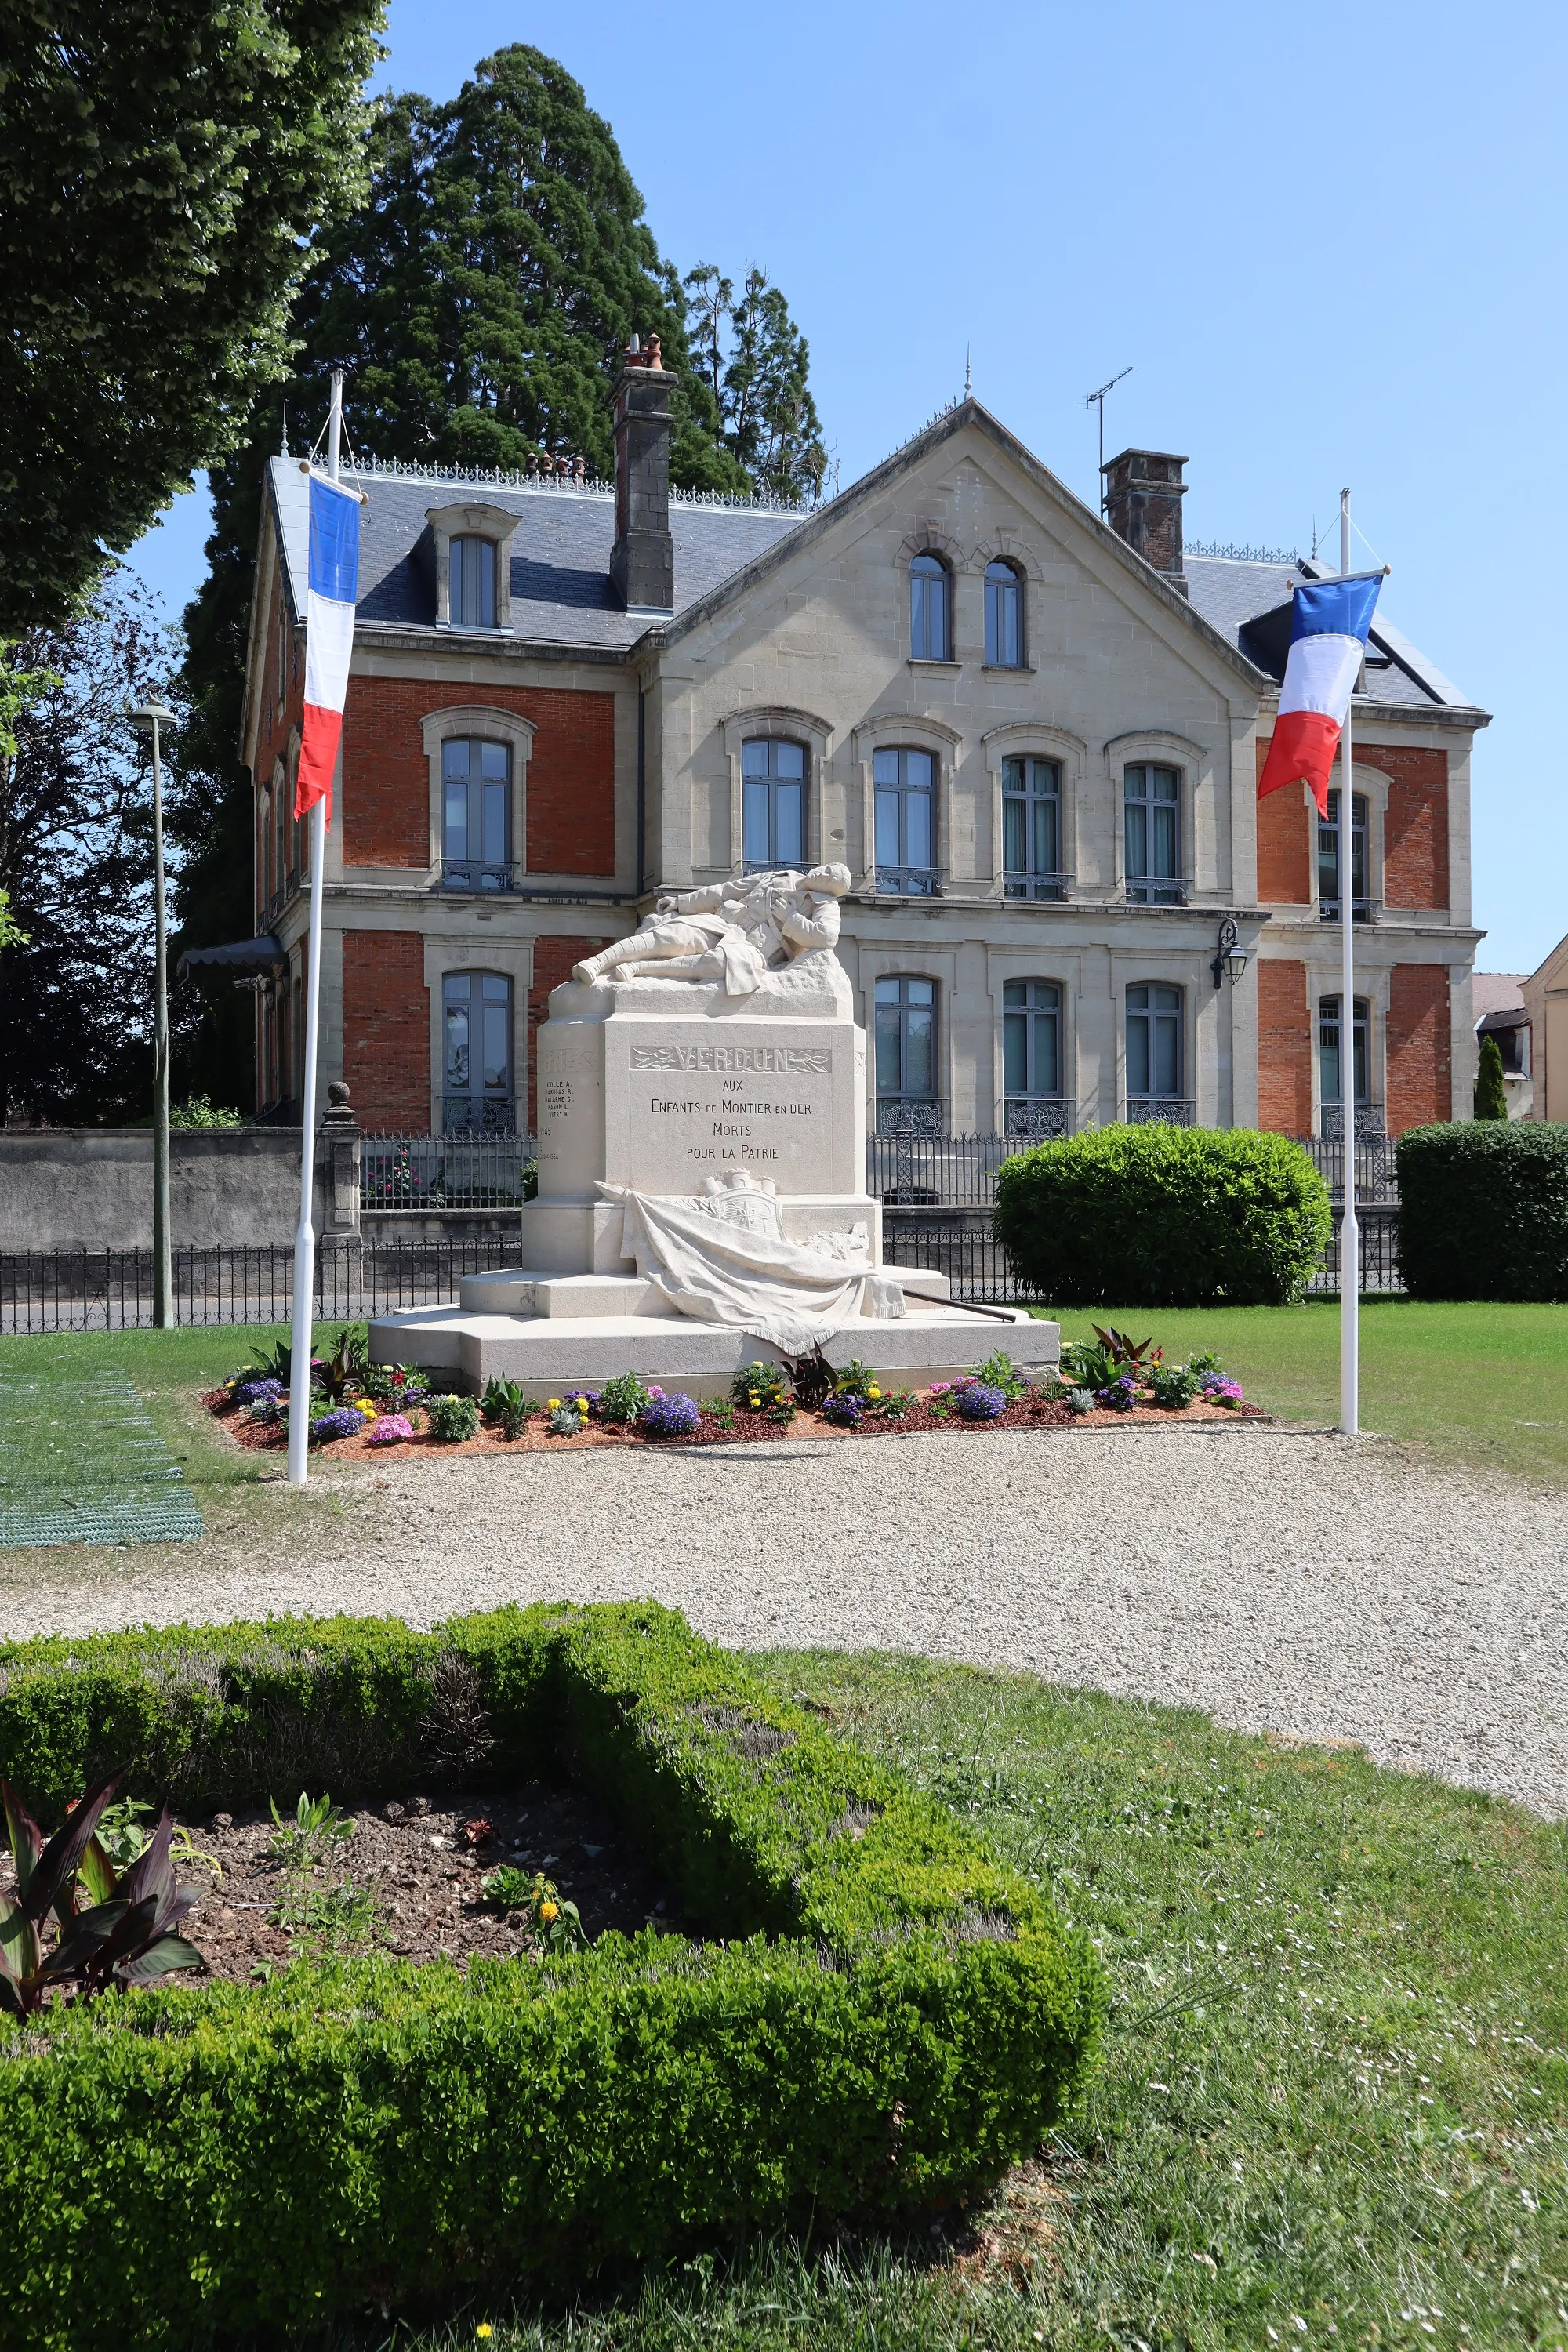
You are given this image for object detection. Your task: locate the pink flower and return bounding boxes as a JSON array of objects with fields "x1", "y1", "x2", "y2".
[{"x1": 366, "y1": 1414, "x2": 414, "y2": 1446}]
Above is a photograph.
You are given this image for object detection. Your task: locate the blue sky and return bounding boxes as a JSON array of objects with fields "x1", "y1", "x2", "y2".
[{"x1": 130, "y1": 0, "x2": 1563, "y2": 972}]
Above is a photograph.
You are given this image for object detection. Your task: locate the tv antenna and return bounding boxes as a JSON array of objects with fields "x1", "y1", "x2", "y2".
[{"x1": 1086, "y1": 365, "x2": 1134, "y2": 514}]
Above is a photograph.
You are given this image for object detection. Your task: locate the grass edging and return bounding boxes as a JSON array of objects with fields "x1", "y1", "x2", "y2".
[{"x1": 0, "y1": 1602, "x2": 1104, "y2": 2347}]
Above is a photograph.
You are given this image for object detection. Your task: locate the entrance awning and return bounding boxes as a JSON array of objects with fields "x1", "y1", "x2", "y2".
[{"x1": 177, "y1": 935, "x2": 286, "y2": 985}]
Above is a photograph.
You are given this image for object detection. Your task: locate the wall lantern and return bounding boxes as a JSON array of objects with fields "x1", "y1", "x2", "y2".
[{"x1": 1210, "y1": 916, "x2": 1249, "y2": 987}]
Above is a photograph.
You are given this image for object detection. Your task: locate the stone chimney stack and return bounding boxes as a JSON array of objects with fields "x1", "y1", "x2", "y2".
[
  {"x1": 610, "y1": 335, "x2": 675, "y2": 615},
  {"x1": 1102, "y1": 448, "x2": 1189, "y2": 596}
]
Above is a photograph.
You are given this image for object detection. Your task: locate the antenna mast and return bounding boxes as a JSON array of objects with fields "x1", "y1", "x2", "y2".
[{"x1": 1085, "y1": 366, "x2": 1134, "y2": 514}]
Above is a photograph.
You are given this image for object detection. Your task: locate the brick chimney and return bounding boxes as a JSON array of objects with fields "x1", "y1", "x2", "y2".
[
  {"x1": 610, "y1": 336, "x2": 675, "y2": 615},
  {"x1": 1102, "y1": 448, "x2": 1189, "y2": 596}
]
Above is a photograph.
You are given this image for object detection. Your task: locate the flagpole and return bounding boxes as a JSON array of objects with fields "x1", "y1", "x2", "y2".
[
  {"x1": 286, "y1": 371, "x2": 343, "y2": 1485},
  {"x1": 1338, "y1": 486, "x2": 1359, "y2": 1438}
]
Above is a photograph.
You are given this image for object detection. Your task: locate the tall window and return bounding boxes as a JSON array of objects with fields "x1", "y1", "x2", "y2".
[
  {"x1": 742, "y1": 739, "x2": 806, "y2": 871},
  {"x1": 1319, "y1": 994, "x2": 1370, "y2": 1106},
  {"x1": 1126, "y1": 983, "x2": 1185, "y2": 1115},
  {"x1": 985, "y1": 561, "x2": 1023, "y2": 666},
  {"x1": 1318, "y1": 788, "x2": 1370, "y2": 920},
  {"x1": 444, "y1": 971, "x2": 513, "y2": 1131},
  {"x1": 874, "y1": 975, "x2": 938, "y2": 1132},
  {"x1": 873, "y1": 747, "x2": 938, "y2": 894},
  {"x1": 451, "y1": 535, "x2": 497, "y2": 630},
  {"x1": 1003, "y1": 756, "x2": 1064, "y2": 898},
  {"x1": 1003, "y1": 979, "x2": 1065, "y2": 1138},
  {"x1": 442, "y1": 739, "x2": 511, "y2": 889},
  {"x1": 909, "y1": 554, "x2": 949, "y2": 661},
  {"x1": 1124, "y1": 764, "x2": 1182, "y2": 903}
]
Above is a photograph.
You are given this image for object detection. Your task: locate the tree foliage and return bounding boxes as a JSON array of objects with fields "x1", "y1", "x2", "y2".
[
  {"x1": 683, "y1": 265, "x2": 826, "y2": 506},
  {"x1": 0, "y1": 580, "x2": 182, "y2": 1123},
  {"x1": 1473, "y1": 1032, "x2": 1509, "y2": 1120},
  {"x1": 0, "y1": 0, "x2": 387, "y2": 634}
]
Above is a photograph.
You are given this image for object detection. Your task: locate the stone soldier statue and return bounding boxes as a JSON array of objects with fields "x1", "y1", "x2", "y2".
[{"x1": 572, "y1": 864, "x2": 851, "y2": 996}]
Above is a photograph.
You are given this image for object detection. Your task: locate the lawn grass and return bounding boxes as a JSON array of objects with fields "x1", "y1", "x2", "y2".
[
  {"x1": 1036, "y1": 1299, "x2": 1568, "y2": 1486},
  {"x1": 344, "y1": 1650, "x2": 1567, "y2": 2352}
]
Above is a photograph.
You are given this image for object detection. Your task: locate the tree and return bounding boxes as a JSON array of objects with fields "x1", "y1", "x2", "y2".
[
  {"x1": 0, "y1": 0, "x2": 386, "y2": 633},
  {"x1": 1473, "y1": 1032, "x2": 1510, "y2": 1120},
  {"x1": 0, "y1": 579, "x2": 183, "y2": 1123},
  {"x1": 681, "y1": 265, "x2": 826, "y2": 506}
]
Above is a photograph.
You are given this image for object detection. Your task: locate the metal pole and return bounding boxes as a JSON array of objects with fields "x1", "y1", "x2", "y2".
[
  {"x1": 286, "y1": 371, "x2": 343, "y2": 1484},
  {"x1": 1338, "y1": 486, "x2": 1358, "y2": 1437},
  {"x1": 149, "y1": 711, "x2": 172, "y2": 1328}
]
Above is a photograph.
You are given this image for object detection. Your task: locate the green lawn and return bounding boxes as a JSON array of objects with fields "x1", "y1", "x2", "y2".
[
  {"x1": 349, "y1": 1651, "x2": 1566, "y2": 2352},
  {"x1": 1034, "y1": 1299, "x2": 1568, "y2": 1486}
]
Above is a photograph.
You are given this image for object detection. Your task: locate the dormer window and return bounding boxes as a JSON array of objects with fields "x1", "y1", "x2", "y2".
[{"x1": 451, "y1": 535, "x2": 497, "y2": 630}]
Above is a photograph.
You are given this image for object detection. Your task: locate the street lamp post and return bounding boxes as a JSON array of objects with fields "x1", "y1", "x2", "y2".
[{"x1": 128, "y1": 700, "x2": 176, "y2": 1328}]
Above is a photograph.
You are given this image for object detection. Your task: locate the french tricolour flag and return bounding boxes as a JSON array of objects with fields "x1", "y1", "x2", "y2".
[
  {"x1": 294, "y1": 471, "x2": 361, "y2": 826},
  {"x1": 1257, "y1": 572, "x2": 1385, "y2": 817}
]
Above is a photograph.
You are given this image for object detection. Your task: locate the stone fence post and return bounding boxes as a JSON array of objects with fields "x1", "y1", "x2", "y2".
[{"x1": 319, "y1": 1080, "x2": 361, "y2": 1247}]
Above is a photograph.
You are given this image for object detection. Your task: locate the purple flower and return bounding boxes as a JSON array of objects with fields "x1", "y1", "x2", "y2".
[
  {"x1": 639, "y1": 1391, "x2": 701, "y2": 1437},
  {"x1": 310, "y1": 1407, "x2": 363, "y2": 1445},
  {"x1": 1096, "y1": 1375, "x2": 1138, "y2": 1414},
  {"x1": 822, "y1": 1392, "x2": 865, "y2": 1426},
  {"x1": 365, "y1": 1414, "x2": 414, "y2": 1446},
  {"x1": 232, "y1": 1377, "x2": 283, "y2": 1409},
  {"x1": 957, "y1": 1382, "x2": 1008, "y2": 1421},
  {"x1": 1202, "y1": 1374, "x2": 1245, "y2": 1408}
]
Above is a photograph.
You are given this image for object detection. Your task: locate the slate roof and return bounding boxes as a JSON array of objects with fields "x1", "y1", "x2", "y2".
[
  {"x1": 1183, "y1": 554, "x2": 1483, "y2": 713},
  {"x1": 1472, "y1": 973, "x2": 1527, "y2": 1023}
]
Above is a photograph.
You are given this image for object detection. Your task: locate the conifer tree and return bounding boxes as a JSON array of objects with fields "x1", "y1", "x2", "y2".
[{"x1": 1473, "y1": 1032, "x2": 1509, "y2": 1120}]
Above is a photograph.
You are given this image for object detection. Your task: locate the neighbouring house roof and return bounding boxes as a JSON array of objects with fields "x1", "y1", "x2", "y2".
[{"x1": 1472, "y1": 972, "x2": 1528, "y2": 1025}]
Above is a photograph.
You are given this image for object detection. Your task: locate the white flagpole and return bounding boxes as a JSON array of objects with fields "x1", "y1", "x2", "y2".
[
  {"x1": 1338, "y1": 485, "x2": 1359, "y2": 1437},
  {"x1": 286, "y1": 370, "x2": 343, "y2": 1486}
]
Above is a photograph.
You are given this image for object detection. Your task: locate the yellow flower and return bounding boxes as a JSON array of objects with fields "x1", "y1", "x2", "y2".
[
  {"x1": 577, "y1": 1396, "x2": 590, "y2": 1414},
  {"x1": 867, "y1": 1385, "x2": 881, "y2": 1400},
  {"x1": 748, "y1": 1393, "x2": 760, "y2": 1406},
  {"x1": 546, "y1": 1398, "x2": 561, "y2": 1411},
  {"x1": 476, "y1": 2328, "x2": 495, "y2": 2342},
  {"x1": 539, "y1": 1899, "x2": 559, "y2": 1924}
]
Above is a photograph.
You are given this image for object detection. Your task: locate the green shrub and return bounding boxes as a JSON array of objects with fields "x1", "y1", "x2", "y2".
[
  {"x1": 1473, "y1": 1033, "x2": 1509, "y2": 1120},
  {"x1": 596, "y1": 1370, "x2": 651, "y2": 1424},
  {"x1": 1396, "y1": 1122, "x2": 1568, "y2": 1300},
  {"x1": 996, "y1": 1124, "x2": 1332, "y2": 1306},
  {"x1": 425, "y1": 1392, "x2": 479, "y2": 1441},
  {"x1": 0, "y1": 1605, "x2": 1103, "y2": 2343}
]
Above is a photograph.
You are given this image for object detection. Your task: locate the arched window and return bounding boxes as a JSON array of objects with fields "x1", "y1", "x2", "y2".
[
  {"x1": 909, "y1": 553, "x2": 949, "y2": 661},
  {"x1": 741, "y1": 739, "x2": 806, "y2": 871},
  {"x1": 985, "y1": 561, "x2": 1023, "y2": 667},
  {"x1": 1124, "y1": 764, "x2": 1183, "y2": 903},
  {"x1": 1003, "y1": 757, "x2": 1064, "y2": 899},
  {"x1": 1318, "y1": 788, "x2": 1370, "y2": 921},
  {"x1": 1126, "y1": 983, "x2": 1188, "y2": 1120},
  {"x1": 441, "y1": 739, "x2": 511, "y2": 890},
  {"x1": 873, "y1": 747, "x2": 938, "y2": 895},
  {"x1": 1003, "y1": 980, "x2": 1067, "y2": 1138},
  {"x1": 451, "y1": 535, "x2": 498, "y2": 630},
  {"x1": 1319, "y1": 994, "x2": 1370, "y2": 1108},
  {"x1": 873, "y1": 975, "x2": 939, "y2": 1134},
  {"x1": 444, "y1": 971, "x2": 514, "y2": 1131}
]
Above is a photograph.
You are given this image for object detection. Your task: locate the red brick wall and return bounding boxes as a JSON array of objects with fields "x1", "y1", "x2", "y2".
[
  {"x1": 1257, "y1": 959, "x2": 1314, "y2": 1135},
  {"x1": 1255, "y1": 741, "x2": 1311, "y2": 902},
  {"x1": 1386, "y1": 963, "x2": 1450, "y2": 1133},
  {"x1": 342, "y1": 930, "x2": 430, "y2": 1129},
  {"x1": 1378, "y1": 747, "x2": 1449, "y2": 912},
  {"x1": 339, "y1": 677, "x2": 617, "y2": 875}
]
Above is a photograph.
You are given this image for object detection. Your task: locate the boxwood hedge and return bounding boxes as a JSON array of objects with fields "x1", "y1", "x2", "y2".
[
  {"x1": 1396, "y1": 1121, "x2": 1568, "y2": 1299},
  {"x1": 995, "y1": 1123, "x2": 1332, "y2": 1306},
  {"x1": 0, "y1": 1602, "x2": 1104, "y2": 2347}
]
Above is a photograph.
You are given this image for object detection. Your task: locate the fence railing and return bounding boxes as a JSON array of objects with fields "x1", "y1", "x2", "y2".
[
  {"x1": 0, "y1": 1243, "x2": 504, "y2": 1335},
  {"x1": 360, "y1": 1131, "x2": 536, "y2": 1211}
]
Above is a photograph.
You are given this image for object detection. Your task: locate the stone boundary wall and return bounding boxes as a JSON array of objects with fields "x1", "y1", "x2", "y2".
[{"x1": 0, "y1": 1128, "x2": 361, "y2": 1252}]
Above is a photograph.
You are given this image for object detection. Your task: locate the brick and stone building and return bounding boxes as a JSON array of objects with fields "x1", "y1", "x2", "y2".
[{"x1": 232, "y1": 356, "x2": 1487, "y2": 1143}]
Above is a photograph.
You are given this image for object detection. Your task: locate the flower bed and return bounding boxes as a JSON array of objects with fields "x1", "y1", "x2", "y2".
[
  {"x1": 201, "y1": 1333, "x2": 1264, "y2": 1462},
  {"x1": 0, "y1": 1602, "x2": 1104, "y2": 2345}
]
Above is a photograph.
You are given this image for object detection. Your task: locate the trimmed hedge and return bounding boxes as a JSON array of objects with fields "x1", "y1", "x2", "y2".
[
  {"x1": 1396, "y1": 1121, "x2": 1568, "y2": 1299},
  {"x1": 0, "y1": 1603, "x2": 1104, "y2": 2346},
  {"x1": 995, "y1": 1123, "x2": 1332, "y2": 1306}
]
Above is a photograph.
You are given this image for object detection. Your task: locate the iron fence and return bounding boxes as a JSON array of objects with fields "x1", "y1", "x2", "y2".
[
  {"x1": 360, "y1": 1131, "x2": 536, "y2": 1211},
  {"x1": 868, "y1": 1132, "x2": 1014, "y2": 1206},
  {"x1": 881, "y1": 1211, "x2": 1029, "y2": 1304},
  {"x1": 0, "y1": 1243, "x2": 499, "y2": 1334},
  {"x1": 1298, "y1": 1133, "x2": 1399, "y2": 1203}
]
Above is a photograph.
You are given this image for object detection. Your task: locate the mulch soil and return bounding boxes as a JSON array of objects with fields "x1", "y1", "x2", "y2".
[
  {"x1": 140, "y1": 1784, "x2": 686, "y2": 1984},
  {"x1": 202, "y1": 1388, "x2": 1267, "y2": 1462}
]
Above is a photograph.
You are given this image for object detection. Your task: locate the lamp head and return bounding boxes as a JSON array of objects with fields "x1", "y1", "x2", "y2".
[{"x1": 126, "y1": 699, "x2": 176, "y2": 738}]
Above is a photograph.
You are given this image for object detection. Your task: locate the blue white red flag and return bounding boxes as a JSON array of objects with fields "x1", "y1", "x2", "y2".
[
  {"x1": 294, "y1": 471, "x2": 361, "y2": 825},
  {"x1": 1257, "y1": 572, "x2": 1384, "y2": 817}
]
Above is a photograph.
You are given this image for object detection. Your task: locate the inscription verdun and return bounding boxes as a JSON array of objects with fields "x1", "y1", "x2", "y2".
[{"x1": 630, "y1": 1044, "x2": 832, "y2": 1074}]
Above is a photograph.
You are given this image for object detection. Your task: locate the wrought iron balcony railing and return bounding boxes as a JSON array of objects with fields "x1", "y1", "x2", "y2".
[
  {"x1": 441, "y1": 864, "x2": 514, "y2": 893},
  {"x1": 1003, "y1": 1097, "x2": 1075, "y2": 1142},
  {"x1": 1124, "y1": 881, "x2": 1188, "y2": 906},
  {"x1": 874, "y1": 1096, "x2": 948, "y2": 1138},
  {"x1": 873, "y1": 866, "x2": 941, "y2": 897},
  {"x1": 1004, "y1": 872, "x2": 1069, "y2": 902},
  {"x1": 1319, "y1": 897, "x2": 1378, "y2": 924},
  {"x1": 1123, "y1": 1098, "x2": 1196, "y2": 1126}
]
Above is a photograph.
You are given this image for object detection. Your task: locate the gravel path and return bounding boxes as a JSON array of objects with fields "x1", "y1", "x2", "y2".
[{"x1": 3, "y1": 1426, "x2": 1564, "y2": 1819}]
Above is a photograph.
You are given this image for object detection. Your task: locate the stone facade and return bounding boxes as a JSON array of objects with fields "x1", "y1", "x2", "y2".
[{"x1": 238, "y1": 400, "x2": 1487, "y2": 1145}]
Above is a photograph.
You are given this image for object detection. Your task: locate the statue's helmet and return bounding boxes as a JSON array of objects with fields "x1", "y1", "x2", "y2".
[{"x1": 803, "y1": 862, "x2": 851, "y2": 897}]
